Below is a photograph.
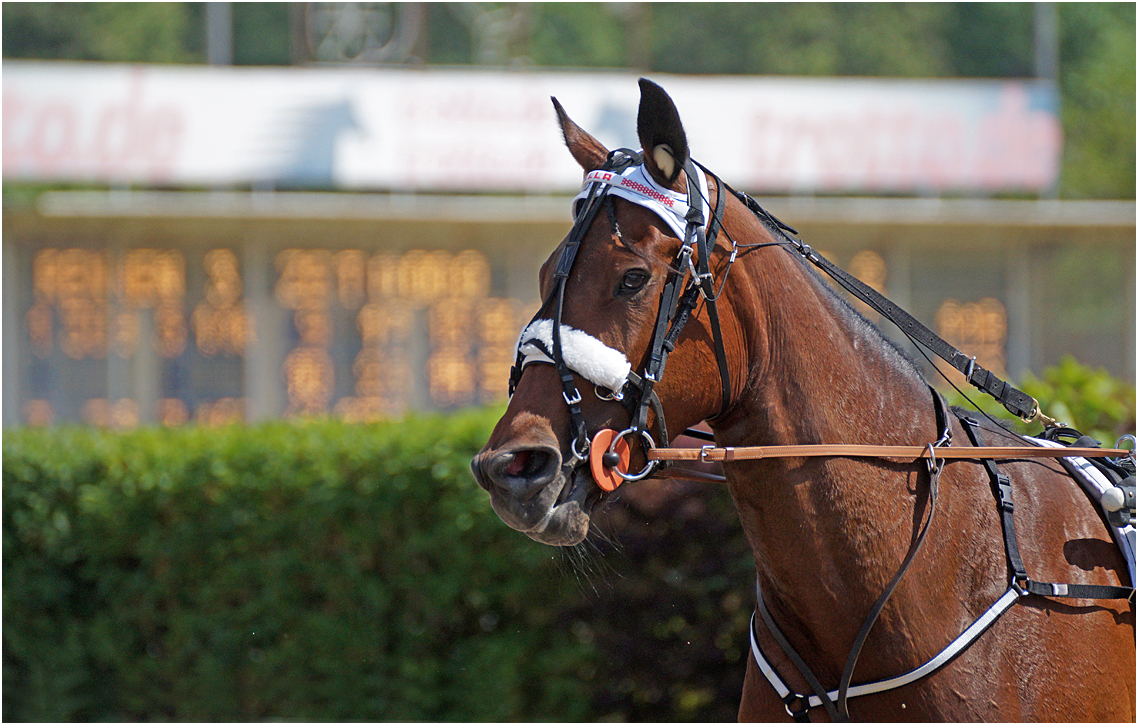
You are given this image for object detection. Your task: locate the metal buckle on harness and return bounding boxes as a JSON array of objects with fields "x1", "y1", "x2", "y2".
[
  {"x1": 1012, "y1": 577, "x2": 1030, "y2": 597},
  {"x1": 1019, "y1": 397, "x2": 1058, "y2": 428},
  {"x1": 1113, "y1": 435, "x2": 1136, "y2": 465},
  {"x1": 562, "y1": 388, "x2": 582, "y2": 406},
  {"x1": 594, "y1": 386, "x2": 623, "y2": 402},
  {"x1": 683, "y1": 243, "x2": 699, "y2": 281},
  {"x1": 684, "y1": 242, "x2": 715, "y2": 300},
  {"x1": 925, "y1": 443, "x2": 943, "y2": 475}
]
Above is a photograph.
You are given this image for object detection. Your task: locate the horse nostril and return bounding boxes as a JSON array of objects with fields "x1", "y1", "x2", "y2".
[
  {"x1": 477, "y1": 446, "x2": 561, "y2": 497},
  {"x1": 501, "y1": 448, "x2": 556, "y2": 485},
  {"x1": 506, "y1": 449, "x2": 546, "y2": 479}
]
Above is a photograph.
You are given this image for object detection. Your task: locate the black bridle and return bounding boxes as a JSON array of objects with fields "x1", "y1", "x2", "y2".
[
  {"x1": 509, "y1": 149, "x2": 731, "y2": 478},
  {"x1": 510, "y1": 148, "x2": 1048, "y2": 483}
]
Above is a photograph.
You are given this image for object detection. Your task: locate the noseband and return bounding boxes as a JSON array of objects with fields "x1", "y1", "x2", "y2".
[{"x1": 509, "y1": 149, "x2": 731, "y2": 481}]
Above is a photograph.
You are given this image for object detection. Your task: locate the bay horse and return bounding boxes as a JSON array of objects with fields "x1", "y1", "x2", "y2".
[{"x1": 470, "y1": 79, "x2": 1135, "y2": 721}]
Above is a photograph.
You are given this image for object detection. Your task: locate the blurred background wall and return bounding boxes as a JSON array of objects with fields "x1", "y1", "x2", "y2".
[{"x1": 3, "y1": 2, "x2": 1134, "y2": 428}]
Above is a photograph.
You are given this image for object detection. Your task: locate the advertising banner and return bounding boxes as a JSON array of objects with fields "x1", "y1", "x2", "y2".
[{"x1": 3, "y1": 62, "x2": 1060, "y2": 194}]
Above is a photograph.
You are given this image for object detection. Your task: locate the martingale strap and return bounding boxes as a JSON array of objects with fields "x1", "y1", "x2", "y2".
[{"x1": 751, "y1": 586, "x2": 1022, "y2": 719}]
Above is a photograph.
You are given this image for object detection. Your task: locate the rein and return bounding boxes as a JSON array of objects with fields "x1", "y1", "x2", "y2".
[
  {"x1": 650, "y1": 443, "x2": 1135, "y2": 463},
  {"x1": 511, "y1": 149, "x2": 1135, "y2": 480}
]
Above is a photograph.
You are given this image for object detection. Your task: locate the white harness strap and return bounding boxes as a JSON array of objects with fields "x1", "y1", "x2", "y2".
[
  {"x1": 750, "y1": 587, "x2": 1021, "y2": 712},
  {"x1": 514, "y1": 319, "x2": 631, "y2": 394}
]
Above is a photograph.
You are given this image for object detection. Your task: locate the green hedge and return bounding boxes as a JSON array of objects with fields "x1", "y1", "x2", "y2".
[
  {"x1": 3, "y1": 412, "x2": 594, "y2": 722},
  {"x1": 7, "y1": 359, "x2": 1131, "y2": 722}
]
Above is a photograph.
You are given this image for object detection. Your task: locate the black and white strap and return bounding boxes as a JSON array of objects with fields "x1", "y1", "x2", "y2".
[{"x1": 750, "y1": 586, "x2": 1021, "y2": 719}]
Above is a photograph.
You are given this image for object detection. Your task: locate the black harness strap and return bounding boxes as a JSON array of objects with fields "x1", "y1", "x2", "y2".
[
  {"x1": 686, "y1": 160, "x2": 732, "y2": 418},
  {"x1": 626, "y1": 159, "x2": 731, "y2": 459},
  {"x1": 834, "y1": 389, "x2": 951, "y2": 720},
  {"x1": 756, "y1": 578, "x2": 845, "y2": 723},
  {"x1": 959, "y1": 416, "x2": 1133, "y2": 602},
  {"x1": 732, "y1": 190, "x2": 1040, "y2": 423}
]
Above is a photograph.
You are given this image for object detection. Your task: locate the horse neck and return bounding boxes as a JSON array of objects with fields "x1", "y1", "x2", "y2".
[
  {"x1": 713, "y1": 238, "x2": 946, "y2": 665},
  {"x1": 724, "y1": 246, "x2": 939, "y2": 447}
]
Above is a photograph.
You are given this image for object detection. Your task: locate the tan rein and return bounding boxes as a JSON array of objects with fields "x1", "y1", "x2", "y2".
[{"x1": 650, "y1": 444, "x2": 1134, "y2": 464}]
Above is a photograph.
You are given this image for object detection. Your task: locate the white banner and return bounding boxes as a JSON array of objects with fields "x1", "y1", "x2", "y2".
[{"x1": 3, "y1": 61, "x2": 1060, "y2": 194}]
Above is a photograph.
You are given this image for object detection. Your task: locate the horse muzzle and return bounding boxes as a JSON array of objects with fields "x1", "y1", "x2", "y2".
[{"x1": 471, "y1": 443, "x2": 597, "y2": 546}]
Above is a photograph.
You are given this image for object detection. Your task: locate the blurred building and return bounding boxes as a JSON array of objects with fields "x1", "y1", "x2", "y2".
[{"x1": 3, "y1": 62, "x2": 1133, "y2": 427}]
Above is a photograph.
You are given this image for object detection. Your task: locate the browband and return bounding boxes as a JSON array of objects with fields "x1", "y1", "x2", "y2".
[{"x1": 572, "y1": 162, "x2": 709, "y2": 242}]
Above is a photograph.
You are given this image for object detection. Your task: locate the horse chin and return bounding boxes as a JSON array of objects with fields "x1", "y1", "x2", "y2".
[{"x1": 492, "y1": 466, "x2": 599, "y2": 547}]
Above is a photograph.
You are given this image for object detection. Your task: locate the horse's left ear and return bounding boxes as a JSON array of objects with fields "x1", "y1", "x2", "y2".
[{"x1": 637, "y1": 78, "x2": 689, "y2": 190}]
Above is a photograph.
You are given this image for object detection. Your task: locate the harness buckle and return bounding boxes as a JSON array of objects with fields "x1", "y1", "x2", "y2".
[
  {"x1": 684, "y1": 246, "x2": 700, "y2": 281},
  {"x1": 933, "y1": 426, "x2": 952, "y2": 449},
  {"x1": 696, "y1": 272, "x2": 715, "y2": 300},
  {"x1": 925, "y1": 443, "x2": 943, "y2": 475},
  {"x1": 562, "y1": 388, "x2": 583, "y2": 406},
  {"x1": 995, "y1": 472, "x2": 1014, "y2": 512},
  {"x1": 700, "y1": 444, "x2": 715, "y2": 463}
]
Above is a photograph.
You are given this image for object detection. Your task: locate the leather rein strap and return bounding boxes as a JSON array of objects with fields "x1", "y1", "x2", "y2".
[{"x1": 650, "y1": 444, "x2": 1133, "y2": 463}]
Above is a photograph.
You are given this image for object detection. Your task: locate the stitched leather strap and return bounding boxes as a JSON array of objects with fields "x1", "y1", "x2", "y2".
[{"x1": 648, "y1": 444, "x2": 1132, "y2": 462}]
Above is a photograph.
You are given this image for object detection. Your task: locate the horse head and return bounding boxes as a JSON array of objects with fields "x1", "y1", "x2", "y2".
[{"x1": 471, "y1": 79, "x2": 753, "y2": 546}]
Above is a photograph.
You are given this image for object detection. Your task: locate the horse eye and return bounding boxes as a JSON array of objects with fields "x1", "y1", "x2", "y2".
[{"x1": 618, "y1": 269, "x2": 649, "y2": 295}]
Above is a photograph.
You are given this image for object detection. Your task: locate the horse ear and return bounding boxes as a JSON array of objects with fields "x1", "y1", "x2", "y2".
[
  {"x1": 552, "y1": 97, "x2": 610, "y2": 172},
  {"x1": 636, "y1": 78, "x2": 689, "y2": 189}
]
